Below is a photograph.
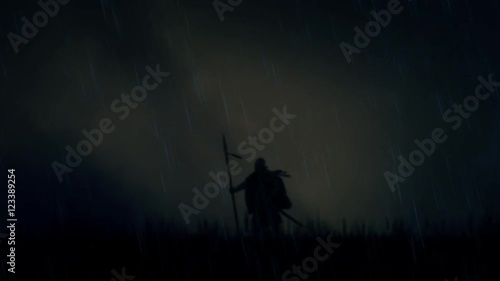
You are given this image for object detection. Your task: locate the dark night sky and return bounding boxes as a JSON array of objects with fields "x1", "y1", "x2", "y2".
[{"x1": 1, "y1": 0, "x2": 499, "y2": 234}]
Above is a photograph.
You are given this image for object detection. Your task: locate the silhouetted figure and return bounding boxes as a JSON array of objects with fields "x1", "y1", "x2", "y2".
[{"x1": 231, "y1": 158, "x2": 292, "y2": 237}]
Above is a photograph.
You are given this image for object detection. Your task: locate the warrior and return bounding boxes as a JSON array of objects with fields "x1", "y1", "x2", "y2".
[{"x1": 231, "y1": 158, "x2": 292, "y2": 236}]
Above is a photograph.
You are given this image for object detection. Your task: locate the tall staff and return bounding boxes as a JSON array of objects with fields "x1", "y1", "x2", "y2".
[{"x1": 222, "y1": 135, "x2": 242, "y2": 233}]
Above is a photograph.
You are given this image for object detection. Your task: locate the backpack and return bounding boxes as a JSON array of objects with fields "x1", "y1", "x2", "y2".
[
  {"x1": 244, "y1": 171, "x2": 292, "y2": 214},
  {"x1": 271, "y1": 173, "x2": 292, "y2": 210}
]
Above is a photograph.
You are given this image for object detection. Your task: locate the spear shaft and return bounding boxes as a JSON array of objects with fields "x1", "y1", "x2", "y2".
[{"x1": 222, "y1": 135, "x2": 240, "y2": 233}]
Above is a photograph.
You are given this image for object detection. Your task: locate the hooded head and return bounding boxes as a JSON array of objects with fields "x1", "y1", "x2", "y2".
[{"x1": 255, "y1": 158, "x2": 268, "y2": 172}]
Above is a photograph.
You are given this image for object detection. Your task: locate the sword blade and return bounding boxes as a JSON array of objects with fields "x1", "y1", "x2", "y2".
[{"x1": 279, "y1": 210, "x2": 304, "y2": 227}]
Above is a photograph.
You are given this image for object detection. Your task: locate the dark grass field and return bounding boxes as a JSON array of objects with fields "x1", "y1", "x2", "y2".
[{"x1": 3, "y1": 216, "x2": 499, "y2": 281}]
